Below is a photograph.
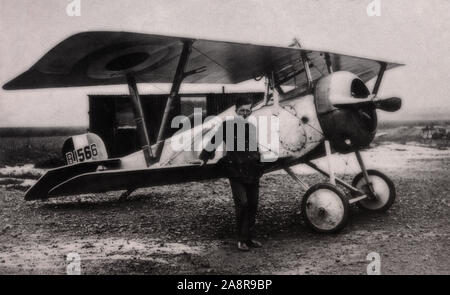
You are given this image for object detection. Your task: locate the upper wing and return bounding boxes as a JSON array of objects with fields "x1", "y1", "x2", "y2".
[{"x1": 3, "y1": 31, "x2": 403, "y2": 90}]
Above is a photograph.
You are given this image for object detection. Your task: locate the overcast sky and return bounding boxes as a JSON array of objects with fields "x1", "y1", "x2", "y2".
[{"x1": 1, "y1": 0, "x2": 449, "y2": 127}]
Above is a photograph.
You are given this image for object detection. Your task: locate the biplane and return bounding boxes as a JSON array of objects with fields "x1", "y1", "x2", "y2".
[{"x1": 3, "y1": 31, "x2": 403, "y2": 233}]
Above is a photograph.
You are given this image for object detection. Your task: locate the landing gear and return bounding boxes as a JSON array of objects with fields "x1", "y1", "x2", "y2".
[
  {"x1": 119, "y1": 187, "x2": 136, "y2": 201},
  {"x1": 301, "y1": 183, "x2": 349, "y2": 233},
  {"x1": 285, "y1": 140, "x2": 396, "y2": 234},
  {"x1": 351, "y1": 169, "x2": 396, "y2": 212}
]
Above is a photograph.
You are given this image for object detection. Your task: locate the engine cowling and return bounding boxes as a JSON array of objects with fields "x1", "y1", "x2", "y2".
[{"x1": 314, "y1": 71, "x2": 378, "y2": 153}]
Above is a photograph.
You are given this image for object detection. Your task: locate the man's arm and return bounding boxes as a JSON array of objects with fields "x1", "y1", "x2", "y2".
[{"x1": 199, "y1": 121, "x2": 225, "y2": 165}]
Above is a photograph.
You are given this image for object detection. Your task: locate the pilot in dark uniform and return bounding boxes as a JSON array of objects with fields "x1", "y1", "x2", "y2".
[{"x1": 200, "y1": 97, "x2": 263, "y2": 251}]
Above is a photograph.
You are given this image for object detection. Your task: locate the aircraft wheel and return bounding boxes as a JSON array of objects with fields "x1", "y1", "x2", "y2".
[
  {"x1": 301, "y1": 183, "x2": 349, "y2": 233},
  {"x1": 352, "y1": 170, "x2": 396, "y2": 213}
]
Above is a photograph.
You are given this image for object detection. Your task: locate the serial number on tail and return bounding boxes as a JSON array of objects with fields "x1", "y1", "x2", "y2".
[{"x1": 66, "y1": 143, "x2": 98, "y2": 164}]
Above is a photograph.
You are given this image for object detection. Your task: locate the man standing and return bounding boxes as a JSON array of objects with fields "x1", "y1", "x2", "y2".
[{"x1": 200, "y1": 97, "x2": 263, "y2": 251}]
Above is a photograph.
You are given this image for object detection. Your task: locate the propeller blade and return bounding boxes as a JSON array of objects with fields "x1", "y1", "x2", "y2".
[
  {"x1": 333, "y1": 96, "x2": 402, "y2": 112},
  {"x1": 373, "y1": 97, "x2": 402, "y2": 112}
]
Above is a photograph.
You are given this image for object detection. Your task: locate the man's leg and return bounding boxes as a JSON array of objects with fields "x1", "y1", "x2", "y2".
[
  {"x1": 246, "y1": 178, "x2": 262, "y2": 247},
  {"x1": 247, "y1": 178, "x2": 260, "y2": 234},
  {"x1": 229, "y1": 178, "x2": 250, "y2": 250}
]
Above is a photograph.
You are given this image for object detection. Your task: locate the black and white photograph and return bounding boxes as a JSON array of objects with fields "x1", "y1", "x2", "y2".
[{"x1": 0, "y1": 0, "x2": 448, "y2": 279}]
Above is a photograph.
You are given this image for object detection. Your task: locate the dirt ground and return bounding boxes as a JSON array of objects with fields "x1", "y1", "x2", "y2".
[{"x1": 0, "y1": 150, "x2": 449, "y2": 275}]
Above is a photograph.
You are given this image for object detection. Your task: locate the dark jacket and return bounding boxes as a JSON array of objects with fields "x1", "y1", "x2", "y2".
[{"x1": 199, "y1": 117, "x2": 262, "y2": 183}]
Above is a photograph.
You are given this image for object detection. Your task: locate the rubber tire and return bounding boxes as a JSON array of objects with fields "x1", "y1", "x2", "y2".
[
  {"x1": 301, "y1": 183, "x2": 349, "y2": 233},
  {"x1": 351, "y1": 169, "x2": 396, "y2": 213}
]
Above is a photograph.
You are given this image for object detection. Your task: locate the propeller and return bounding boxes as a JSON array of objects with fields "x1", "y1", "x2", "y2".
[
  {"x1": 333, "y1": 96, "x2": 402, "y2": 112},
  {"x1": 373, "y1": 97, "x2": 402, "y2": 112}
]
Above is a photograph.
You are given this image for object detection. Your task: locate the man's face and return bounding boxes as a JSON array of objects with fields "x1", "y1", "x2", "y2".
[{"x1": 236, "y1": 103, "x2": 252, "y2": 119}]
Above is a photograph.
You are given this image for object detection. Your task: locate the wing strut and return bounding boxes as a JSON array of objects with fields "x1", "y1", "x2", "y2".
[
  {"x1": 300, "y1": 52, "x2": 313, "y2": 90},
  {"x1": 127, "y1": 74, "x2": 154, "y2": 166},
  {"x1": 324, "y1": 53, "x2": 333, "y2": 74},
  {"x1": 155, "y1": 41, "x2": 193, "y2": 158},
  {"x1": 372, "y1": 62, "x2": 387, "y2": 95},
  {"x1": 291, "y1": 39, "x2": 314, "y2": 91}
]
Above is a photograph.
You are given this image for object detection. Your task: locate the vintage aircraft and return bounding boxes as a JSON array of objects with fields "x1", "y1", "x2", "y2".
[{"x1": 3, "y1": 31, "x2": 403, "y2": 233}]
